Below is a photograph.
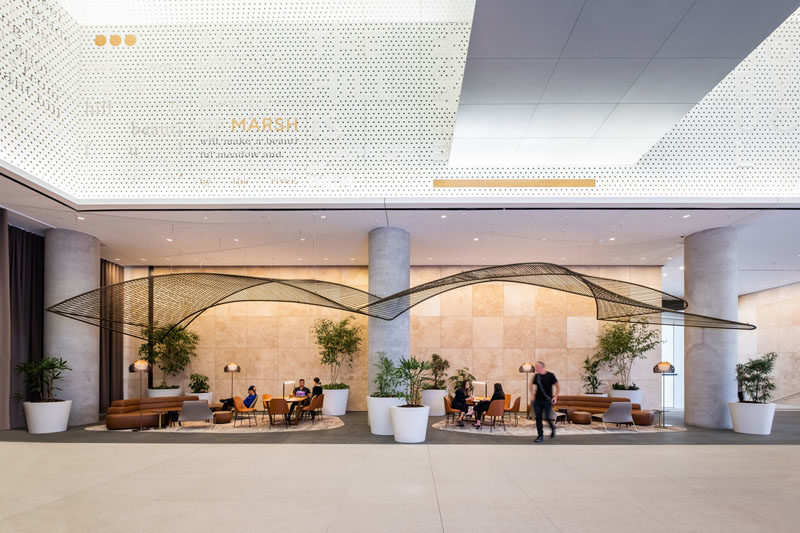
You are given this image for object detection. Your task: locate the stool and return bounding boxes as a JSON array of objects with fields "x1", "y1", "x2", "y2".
[
  {"x1": 213, "y1": 411, "x2": 232, "y2": 424},
  {"x1": 569, "y1": 410, "x2": 592, "y2": 425}
]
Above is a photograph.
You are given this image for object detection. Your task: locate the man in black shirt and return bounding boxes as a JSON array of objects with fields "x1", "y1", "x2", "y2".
[
  {"x1": 290, "y1": 379, "x2": 312, "y2": 416},
  {"x1": 529, "y1": 361, "x2": 559, "y2": 442}
]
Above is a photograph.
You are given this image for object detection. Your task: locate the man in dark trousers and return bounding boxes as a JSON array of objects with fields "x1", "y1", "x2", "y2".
[{"x1": 529, "y1": 361, "x2": 560, "y2": 443}]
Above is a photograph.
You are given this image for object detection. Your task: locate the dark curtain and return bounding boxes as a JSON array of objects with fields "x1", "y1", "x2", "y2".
[
  {"x1": 99, "y1": 259, "x2": 124, "y2": 413},
  {"x1": 8, "y1": 226, "x2": 45, "y2": 428}
]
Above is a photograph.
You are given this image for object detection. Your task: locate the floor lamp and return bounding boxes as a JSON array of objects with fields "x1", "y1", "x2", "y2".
[
  {"x1": 653, "y1": 362, "x2": 676, "y2": 428},
  {"x1": 128, "y1": 360, "x2": 151, "y2": 431},
  {"x1": 519, "y1": 363, "x2": 533, "y2": 418},
  {"x1": 224, "y1": 362, "x2": 241, "y2": 397}
]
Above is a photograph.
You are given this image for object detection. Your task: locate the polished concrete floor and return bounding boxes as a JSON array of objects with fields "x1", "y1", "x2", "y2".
[{"x1": 1, "y1": 440, "x2": 799, "y2": 532}]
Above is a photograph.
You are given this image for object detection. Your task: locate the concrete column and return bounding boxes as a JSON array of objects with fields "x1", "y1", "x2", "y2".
[
  {"x1": 684, "y1": 227, "x2": 738, "y2": 429},
  {"x1": 44, "y1": 229, "x2": 100, "y2": 426},
  {"x1": 368, "y1": 227, "x2": 410, "y2": 394}
]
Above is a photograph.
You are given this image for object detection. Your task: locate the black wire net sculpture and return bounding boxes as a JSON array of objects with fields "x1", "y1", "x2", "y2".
[{"x1": 47, "y1": 263, "x2": 754, "y2": 340}]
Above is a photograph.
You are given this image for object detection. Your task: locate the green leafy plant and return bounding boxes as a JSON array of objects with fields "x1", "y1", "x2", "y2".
[
  {"x1": 138, "y1": 325, "x2": 200, "y2": 389},
  {"x1": 189, "y1": 373, "x2": 210, "y2": 393},
  {"x1": 396, "y1": 356, "x2": 432, "y2": 407},
  {"x1": 314, "y1": 316, "x2": 363, "y2": 388},
  {"x1": 612, "y1": 382, "x2": 638, "y2": 391},
  {"x1": 736, "y1": 352, "x2": 777, "y2": 404},
  {"x1": 14, "y1": 356, "x2": 72, "y2": 402},
  {"x1": 447, "y1": 367, "x2": 476, "y2": 392},
  {"x1": 581, "y1": 355, "x2": 602, "y2": 394},
  {"x1": 423, "y1": 353, "x2": 450, "y2": 390},
  {"x1": 371, "y1": 352, "x2": 400, "y2": 398},
  {"x1": 594, "y1": 322, "x2": 661, "y2": 390}
]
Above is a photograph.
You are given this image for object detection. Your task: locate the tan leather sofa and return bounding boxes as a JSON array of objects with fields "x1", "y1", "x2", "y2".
[
  {"x1": 106, "y1": 395, "x2": 199, "y2": 430},
  {"x1": 555, "y1": 395, "x2": 655, "y2": 426}
]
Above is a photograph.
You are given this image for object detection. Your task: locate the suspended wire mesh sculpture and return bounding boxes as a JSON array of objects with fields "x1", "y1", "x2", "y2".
[{"x1": 47, "y1": 263, "x2": 754, "y2": 340}]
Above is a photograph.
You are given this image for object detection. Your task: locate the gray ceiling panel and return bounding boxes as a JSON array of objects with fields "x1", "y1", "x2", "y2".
[
  {"x1": 460, "y1": 59, "x2": 557, "y2": 104},
  {"x1": 621, "y1": 58, "x2": 743, "y2": 103}
]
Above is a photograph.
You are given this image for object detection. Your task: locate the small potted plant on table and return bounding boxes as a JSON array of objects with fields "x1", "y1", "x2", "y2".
[
  {"x1": 390, "y1": 356, "x2": 432, "y2": 443},
  {"x1": 314, "y1": 316, "x2": 363, "y2": 415},
  {"x1": 421, "y1": 353, "x2": 450, "y2": 416},
  {"x1": 729, "y1": 352, "x2": 778, "y2": 435},
  {"x1": 189, "y1": 373, "x2": 212, "y2": 403},
  {"x1": 594, "y1": 322, "x2": 661, "y2": 405},
  {"x1": 367, "y1": 353, "x2": 404, "y2": 435},
  {"x1": 139, "y1": 325, "x2": 199, "y2": 397},
  {"x1": 15, "y1": 356, "x2": 73, "y2": 433}
]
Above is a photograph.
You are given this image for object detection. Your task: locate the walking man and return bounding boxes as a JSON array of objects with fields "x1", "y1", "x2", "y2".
[{"x1": 529, "y1": 361, "x2": 559, "y2": 443}]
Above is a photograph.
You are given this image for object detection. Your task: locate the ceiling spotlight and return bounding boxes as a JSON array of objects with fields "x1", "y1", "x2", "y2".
[
  {"x1": 349, "y1": 257, "x2": 355, "y2": 261},
  {"x1": 440, "y1": 215, "x2": 447, "y2": 219},
  {"x1": 166, "y1": 238, "x2": 173, "y2": 242},
  {"x1": 320, "y1": 215, "x2": 327, "y2": 219},
  {"x1": 428, "y1": 257, "x2": 433, "y2": 260},
  {"x1": 166, "y1": 258, "x2": 172, "y2": 261},
  {"x1": 76, "y1": 216, "x2": 85, "y2": 220},
  {"x1": 640, "y1": 257, "x2": 646, "y2": 260},
  {"x1": 662, "y1": 272, "x2": 667, "y2": 277},
  {"x1": 679, "y1": 266, "x2": 685, "y2": 270},
  {"x1": 323, "y1": 257, "x2": 329, "y2": 261},
  {"x1": 682, "y1": 214, "x2": 691, "y2": 218},
  {"x1": 139, "y1": 258, "x2": 146, "y2": 261},
  {"x1": 297, "y1": 257, "x2": 302, "y2": 261},
  {"x1": 667, "y1": 257, "x2": 672, "y2": 260},
  {"x1": 560, "y1": 257, "x2": 565, "y2": 260},
  {"x1": 473, "y1": 237, "x2": 479, "y2": 241},
  {"x1": 203, "y1": 216, "x2": 208, "y2": 220},
  {"x1": 114, "y1": 258, "x2": 120, "y2": 261},
  {"x1": 300, "y1": 238, "x2": 306, "y2": 241},
  {"x1": 234, "y1": 238, "x2": 239, "y2": 242},
  {"x1": 608, "y1": 237, "x2": 616, "y2": 241}
]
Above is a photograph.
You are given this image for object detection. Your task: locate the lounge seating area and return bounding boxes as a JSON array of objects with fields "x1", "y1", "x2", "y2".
[
  {"x1": 555, "y1": 395, "x2": 655, "y2": 427},
  {"x1": 106, "y1": 395, "x2": 200, "y2": 430}
]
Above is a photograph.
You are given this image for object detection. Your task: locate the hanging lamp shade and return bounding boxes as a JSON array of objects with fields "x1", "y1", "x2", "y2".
[{"x1": 128, "y1": 359, "x2": 151, "y2": 373}]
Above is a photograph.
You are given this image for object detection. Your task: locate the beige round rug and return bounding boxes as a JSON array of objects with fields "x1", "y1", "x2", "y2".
[
  {"x1": 86, "y1": 416, "x2": 343, "y2": 433},
  {"x1": 432, "y1": 417, "x2": 685, "y2": 436}
]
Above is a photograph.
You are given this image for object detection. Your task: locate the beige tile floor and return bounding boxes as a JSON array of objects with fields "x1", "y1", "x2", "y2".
[{"x1": 1, "y1": 442, "x2": 799, "y2": 532}]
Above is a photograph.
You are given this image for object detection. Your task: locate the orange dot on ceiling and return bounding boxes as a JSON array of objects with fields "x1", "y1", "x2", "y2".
[
  {"x1": 125, "y1": 34, "x2": 136, "y2": 46},
  {"x1": 110, "y1": 34, "x2": 122, "y2": 46},
  {"x1": 94, "y1": 35, "x2": 106, "y2": 46}
]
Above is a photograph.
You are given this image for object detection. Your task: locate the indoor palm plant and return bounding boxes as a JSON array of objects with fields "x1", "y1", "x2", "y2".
[
  {"x1": 448, "y1": 367, "x2": 476, "y2": 391},
  {"x1": 188, "y1": 373, "x2": 213, "y2": 403},
  {"x1": 15, "y1": 356, "x2": 73, "y2": 433},
  {"x1": 390, "y1": 356, "x2": 432, "y2": 443},
  {"x1": 367, "y1": 353, "x2": 404, "y2": 435},
  {"x1": 313, "y1": 316, "x2": 363, "y2": 415},
  {"x1": 421, "y1": 353, "x2": 450, "y2": 416},
  {"x1": 139, "y1": 324, "x2": 199, "y2": 397},
  {"x1": 594, "y1": 321, "x2": 660, "y2": 404},
  {"x1": 730, "y1": 352, "x2": 778, "y2": 435},
  {"x1": 581, "y1": 355, "x2": 605, "y2": 396}
]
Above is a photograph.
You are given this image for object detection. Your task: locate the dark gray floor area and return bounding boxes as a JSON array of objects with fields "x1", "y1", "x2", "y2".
[{"x1": 1, "y1": 410, "x2": 799, "y2": 445}]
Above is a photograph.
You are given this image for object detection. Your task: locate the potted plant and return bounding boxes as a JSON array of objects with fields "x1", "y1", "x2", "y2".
[
  {"x1": 314, "y1": 316, "x2": 363, "y2": 415},
  {"x1": 189, "y1": 373, "x2": 213, "y2": 403},
  {"x1": 448, "y1": 367, "x2": 476, "y2": 391},
  {"x1": 139, "y1": 325, "x2": 199, "y2": 397},
  {"x1": 594, "y1": 321, "x2": 660, "y2": 405},
  {"x1": 421, "y1": 353, "x2": 450, "y2": 416},
  {"x1": 390, "y1": 356, "x2": 432, "y2": 443},
  {"x1": 15, "y1": 356, "x2": 73, "y2": 433},
  {"x1": 367, "y1": 353, "x2": 405, "y2": 435},
  {"x1": 581, "y1": 356, "x2": 606, "y2": 397},
  {"x1": 729, "y1": 352, "x2": 778, "y2": 435}
]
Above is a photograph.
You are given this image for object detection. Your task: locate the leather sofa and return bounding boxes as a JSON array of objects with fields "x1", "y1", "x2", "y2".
[
  {"x1": 106, "y1": 395, "x2": 199, "y2": 430},
  {"x1": 555, "y1": 395, "x2": 655, "y2": 426}
]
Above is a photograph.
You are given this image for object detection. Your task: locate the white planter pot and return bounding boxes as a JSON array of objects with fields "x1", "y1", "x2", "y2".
[
  {"x1": 367, "y1": 396, "x2": 405, "y2": 435},
  {"x1": 729, "y1": 402, "x2": 776, "y2": 435},
  {"x1": 23, "y1": 400, "x2": 72, "y2": 434},
  {"x1": 608, "y1": 389, "x2": 643, "y2": 405},
  {"x1": 583, "y1": 393, "x2": 608, "y2": 397},
  {"x1": 322, "y1": 388, "x2": 349, "y2": 416},
  {"x1": 193, "y1": 392, "x2": 213, "y2": 403},
  {"x1": 421, "y1": 389, "x2": 448, "y2": 416},
  {"x1": 390, "y1": 405, "x2": 430, "y2": 443},
  {"x1": 147, "y1": 388, "x2": 182, "y2": 398}
]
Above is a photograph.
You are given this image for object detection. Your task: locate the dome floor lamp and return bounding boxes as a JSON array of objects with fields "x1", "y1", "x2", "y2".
[
  {"x1": 224, "y1": 362, "x2": 241, "y2": 397},
  {"x1": 128, "y1": 360, "x2": 152, "y2": 431},
  {"x1": 519, "y1": 363, "x2": 534, "y2": 418},
  {"x1": 653, "y1": 362, "x2": 676, "y2": 428}
]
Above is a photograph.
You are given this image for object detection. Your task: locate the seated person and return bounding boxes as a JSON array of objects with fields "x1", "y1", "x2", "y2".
[
  {"x1": 451, "y1": 381, "x2": 472, "y2": 427},
  {"x1": 289, "y1": 379, "x2": 311, "y2": 415},
  {"x1": 312, "y1": 377, "x2": 323, "y2": 397},
  {"x1": 220, "y1": 385, "x2": 257, "y2": 411},
  {"x1": 473, "y1": 383, "x2": 505, "y2": 429}
]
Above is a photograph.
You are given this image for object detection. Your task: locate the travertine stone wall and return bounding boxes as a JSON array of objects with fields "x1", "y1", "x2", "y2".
[
  {"x1": 739, "y1": 282, "x2": 800, "y2": 402},
  {"x1": 123, "y1": 265, "x2": 663, "y2": 410}
]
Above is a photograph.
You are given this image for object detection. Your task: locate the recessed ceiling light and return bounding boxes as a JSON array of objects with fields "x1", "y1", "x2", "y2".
[
  {"x1": 560, "y1": 257, "x2": 566, "y2": 260},
  {"x1": 640, "y1": 257, "x2": 646, "y2": 260},
  {"x1": 428, "y1": 257, "x2": 433, "y2": 261},
  {"x1": 662, "y1": 272, "x2": 667, "y2": 277},
  {"x1": 473, "y1": 237, "x2": 479, "y2": 241},
  {"x1": 679, "y1": 266, "x2": 685, "y2": 270},
  {"x1": 297, "y1": 257, "x2": 302, "y2": 261},
  {"x1": 300, "y1": 238, "x2": 306, "y2": 241},
  {"x1": 667, "y1": 257, "x2": 672, "y2": 260},
  {"x1": 203, "y1": 216, "x2": 207, "y2": 220},
  {"x1": 166, "y1": 258, "x2": 172, "y2": 261},
  {"x1": 349, "y1": 257, "x2": 355, "y2": 261},
  {"x1": 440, "y1": 215, "x2": 447, "y2": 219},
  {"x1": 76, "y1": 216, "x2": 85, "y2": 220},
  {"x1": 542, "y1": 238, "x2": 547, "y2": 241},
  {"x1": 323, "y1": 257, "x2": 328, "y2": 261},
  {"x1": 166, "y1": 238, "x2": 173, "y2": 242},
  {"x1": 114, "y1": 258, "x2": 120, "y2": 261},
  {"x1": 139, "y1": 258, "x2": 146, "y2": 261},
  {"x1": 481, "y1": 257, "x2": 486, "y2": 260},
  {"x1": 234, "y1": 238, "x2": 239, "y2": 242},
  {"x1": 608, "y1": 237, "x2": 616, "y2": 241},
  {"x1": 320, "y1": 215, "x2": 327, "y2": 219},
  {"x1": 682, "y1": 214, "x2": 691, "y2": 218}
]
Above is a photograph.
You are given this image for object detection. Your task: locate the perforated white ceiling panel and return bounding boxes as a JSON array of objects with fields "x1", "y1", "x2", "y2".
[{"x1": 1, "y1": 0, "x2": 800, "y2": 203}]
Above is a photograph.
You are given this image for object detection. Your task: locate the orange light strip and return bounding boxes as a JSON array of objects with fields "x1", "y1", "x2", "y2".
[{"x1": 433, "y1": 178, "x2": 595, "y2": 188}]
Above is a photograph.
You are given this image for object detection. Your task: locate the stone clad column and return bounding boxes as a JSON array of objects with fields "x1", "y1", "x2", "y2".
[
  {"x1": 368, "y1": 227, "x2": 410, "y2": 394},
  {"x1": 684, "y1": 227, "x2": 738, "y2": 428},
  {"x1": 44, "y1": 229, "x2": 100, "y2": 426}
]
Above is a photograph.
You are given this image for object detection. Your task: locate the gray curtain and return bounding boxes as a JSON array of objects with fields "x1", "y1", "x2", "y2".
[
  {"x1": 99, "y1": 259, "x2": 124, "y2": 413},
  {"x1": 8, "y1": 226, "x2": 45, "y2": 428}
]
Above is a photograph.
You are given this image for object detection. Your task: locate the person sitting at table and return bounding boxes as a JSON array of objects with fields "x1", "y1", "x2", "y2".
[
  {"x1": 473, "y1": 383, "x2": 505, "y2": 430},
  {"x1": 289, "y1": 379, "x2": 311, "y2": 416},
  {"x1": 312, "y1": 377, "x2": 323, "y2": 398},
  {"x1": 452, "y1": 380, "x2": 472, "y2": 427}
]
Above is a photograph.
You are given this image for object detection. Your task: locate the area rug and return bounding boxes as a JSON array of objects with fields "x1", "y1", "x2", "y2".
[
  {"x1": 431, "y1": 417, "x2": 686, "y2": 436},
  {"x1": 86, "y1": 416, "x2": 344, "y2": 433}
]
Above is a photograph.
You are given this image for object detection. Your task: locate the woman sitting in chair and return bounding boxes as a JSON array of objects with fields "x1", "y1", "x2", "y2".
[
  {"x1": 451, "y1": 380, "x2": 472, "y2": 427},
  {"x1": 473, "y1": 383, "x2": 505, "y2": 430}
]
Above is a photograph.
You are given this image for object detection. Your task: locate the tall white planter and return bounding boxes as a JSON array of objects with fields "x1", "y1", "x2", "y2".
[
  {"x1": 322, "y1": 388, "x2": 349, "y2": 416},
  {"x1": 147, "y1": 388, "x2": 182, "y2": 398},
  {"x1": 193, "y1": 392, "x2": 213, "y2": 403},
  {"x1": 583, "y1": 393, "x2": 608, "y2": 397},
  {"x1": 729, "y1": 402, "x2": 776, "y2": 435},
  {"x1": 367, "y1": 396, "x2": 405, "y2": 435},
  {"x1": 421, "y1": 389, "x2": 448, "y2": 416},
  {"x1": 609, "y1": 389, "x2": 643, "y2": 405},
  {"x1": 23, "y1": 400, "x2": 72, "y2": 434},
  {"x1": 390, "y1": 405, "x2": 430, "y2": 443}
]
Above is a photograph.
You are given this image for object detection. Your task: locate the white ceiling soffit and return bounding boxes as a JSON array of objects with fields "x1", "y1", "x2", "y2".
[{"x1": 451, "y1": 0, "x2": 800, "y2": 167}]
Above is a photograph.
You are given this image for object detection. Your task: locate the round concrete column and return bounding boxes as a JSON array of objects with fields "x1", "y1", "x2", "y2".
[
  {"x1": 44, "y1": 229, "x2": 100, "y2": 426},
  {"x1": 368, "y1": 227, "x2": 410, "y2": 393},
  {"x1": 684, "y1": 227, "x2": 738, "y2": 429}
]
